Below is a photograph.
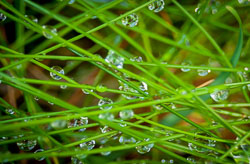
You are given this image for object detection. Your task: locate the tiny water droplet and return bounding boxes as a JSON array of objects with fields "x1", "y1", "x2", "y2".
[
  {"x1": 119, "y1": 109, "x2": 134, "y2": 119},
  {"x1": 153, "y1": 104, "x2": 163, "y2": 110},
  {"x1": 34, "y1": 96, "x2": 39, "y2": 101},
  {"x1": 96, "y1": 85, "x2": 107, "y2": 92},
  {"x1": 48, "y1": 101, "x2": 54, "y2": 105},
  {"x1": 119, "y1": 134, "x2": 136, "y2": 144},
  {"x1": 136, "y1": 138, "x2": 154, "y2": 154},
  {"x1": 0, "y1": 13, "x2": 7, "y2": 22},
  {"x1": 68, "y1": 0, "x2": 75, "y2": 4},
  {"x1": 24, "y1": 15, "x2": 38, "y2": 24},
  {"x1": 98, "y1": 98, "x2": 113, "y2": 110},
  {"x1": 98, "y1": 112, "x2": 114, "y2": 121},
  {"x1": 5, "y1": 108, "x2": 15, "y2": 115},
  {"x1": 197, "y1": 65, "x2": 210, "y2": 76},
  {"x1": 51, "y1": 120, "x2": 67, "y2": 130},
  {"x1": 34, "y1": 149, "x2": 45, "y2": 161},
  {"x1": 60, "y1": 85, "x2": 67, "y2": 89},
  {"x1": 42, "y1": 25, "x2": 57, "y2": 39},
  {"x1": 121, "y1": 13, "x2": 139, "y2": 27},
  {"x1": 80, "y1": 138, "x2": 95, "y2": 150},
  {"x1": 99, "y1": 145, "x2": 111, "y2": 156},
  {"x1": 100, "y1": 126, "x2": 112, "y2": 134},
  {"x1": 148, "y1": 0, "x2": 165, "y2": 13},
  {"x1": 210, "y1": 89, "x2": 229, "y2": 102},
  {"x1": 119, "y1": 120, "x2": 127, "y2": 127},
  {"x1": 50, "y1": 66, "x2": 64, "y2": 80},
  {"x1": 105, "y1": 50, "x2": 124, "y2": 69},
  {"x1": 82, "y1": 89, "x2": 94, "y2": 94},
  {"x1": 17, "y1": 139, "x2": 37, "y2": 151},
  {"x1": 181, "y1": 61, "x2": 192, "y2": 72},
  {"x1": 130, "y1": 56, "x2": 143, "y2": 62},
  {"x1": 68, "y1": 117, "x2": 88, "y2": 132}
]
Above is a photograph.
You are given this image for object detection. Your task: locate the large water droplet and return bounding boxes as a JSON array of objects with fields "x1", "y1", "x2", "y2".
[
  {"x1": 148, "y1": 0, "x2": 165, "y2": 12},
  {"x1": 96, "y1": 85, "x2": 107, "y2": 92},
  {"x1": 79, "y1": 138, "x2": 95, "y2": 150},
  {"x1": 50, "y1": 66, "x2": 64, "y2": 80},
  {"x1": 34, "y1": 149, "x2": 45, "y2": 161},
  {"x1": 42, "y1": 25, "x2": 57, "y2": 39},
  {"x1": 0, "y1": 13, "x2": 7, "y2": 22},
  {"x1": 68, "y1": 117, "x2": 88, "y2": 132},
  {"x1": 17, "y1": 139, "x2": 37, "y2": 151},
  {"x1": 119, "y1": 134, "x2": 136, "y2": 144},
  {"x1": 98, "y1": 112, "x2": 114, "y2": 121},
  {"x1": 210, "y1": 89, "x2": 229, "y2": 102},
  {"x1": 119, "y1": 109, "x2": 134, "y2": 119},
  {"x1": 136, "y1": 138, "x2": 154, "y2": 154},
  {"x1": 121, "y1": 13, "x2": 139, "y2": 27},
  {"x1": 98, "y1": 98, "x2": 113, "y2": 110},
  {"x1": 105, "y1": 50, "x2": 124, "y2": 69},
  {"x1": 51, "y1": 120, "x2": 67, "y2": 130}
]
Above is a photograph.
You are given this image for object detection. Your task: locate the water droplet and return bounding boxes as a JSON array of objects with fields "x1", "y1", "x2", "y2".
[
  {"x1": 68, "y1": 117, "x2": 88, "y2": 132},
  {"x1": 119, "y1": 120, "x2": 127, "y2": 127},
  {"x1": 98, "y1": 112, "x2": 114, "y2": 121},
  {"x1": 119, "y1": 109, "x2": 134, "y2": 119},
  {"x1": 130, "y1": 56, "x2": 143, "y2": 62},
  {"x1": 60, "y1": 85, "x2": 67, "y2": 89},
  {"x1": 119, "y1": 134, "x2": 136, "y2": 144},
  {"x1": 166, "y1": 131, "x2": 174, "y2": 141},
  {"x1": 153, "y1": 104, "x2": 163, "y2": 110},
  {"x1": 99, "y1": 145, "x2": 111, "y2": 156},
  {"x1": 148, "y1": 0, "x2": 165, "y2": 12},
  {"x1": 50, "y1": 66, "x2": 64, "y2": 80},
  {"x1": 17, "y1": 139, "x2": 37, "y2": 151},
  {"x1": 0, "y1": 13, "x2": 7, "y2": 22},
  {"x1": 79, "y1": 138, "x2": 95, "y2": 150},
  {"x1": 100, "y1": 126, "x2": 112, "y2": 133},
  {"x1": 119, "y1": 77, "x2": 148, "y2": 100},
  {"x1": 121, "y1": 13, "x2": 139, "y2": 27},
  {"x1": 68, "y1": 0, "x2": 75, "y2": 4},
  {"x1": 82, "y1": 89, "x2": 94, "y2": 94},
  {"x1": 197, "y1": 65, "x2": 210, "y2": 76},
  {"x1": 71, "y1": 156, "x2": 85, "y2": 164},
  {"x1": 210, "y1": 89, "x2": 229, "y2": 102},
  {"x1": 51, "y1": 120, "x2": 67, "y2": 130},
  {"x1": 34, "y1": 96, "x2": 39, "y2": 101},
  {"x1": 34, "y1": 149, "x2": 45, "y2": 161},
  {"x1": 96, "y1": 85, "x2": 107, "y2": 92},
  {"x1": 238, "y1": 0, "x2": 250, "y2": 4},
  {"x1": 48, "y1": 101, "x2": 54, "y2": 105},
  {"x1": 136, "y1": 138, "x2": 154, "y2": 154},
  {"x1": 42, "y1": 25, "x2": 57, "y2": 39},
  {"x1": 187, "y1": 157, "x2": 196, "y2": 163},
  {"x1": 161, "y1": 159, "x2": 166, "y2": 163},
  {"x1": 24, "y1": 15, "x2": 38, "y2": 23},
  {"x1": 247, "y1": 84, "x2": 250, "y2": 91},
  {"x1": 5, "y1": 108, "x2": 15, "y2": 115},
  {"x1": 194, "y1": 4, "x2": 201, "y2": 15},
  {"x1": 225, "y1": 77, "x2": 233, "y2": 84},
  {"x1": 105, "y1": 50, "x2": 124, "y2": 69},
  {"x1": 98, "y1": 98, "x2": 113, "y2": 110},
  {"x1": 181, "y1": 61, "x2": 192, "y2": 72}
]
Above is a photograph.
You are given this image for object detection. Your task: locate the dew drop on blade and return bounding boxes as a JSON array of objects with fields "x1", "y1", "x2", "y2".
[
  {"x1": 0, "y1": 13, "x2": 7, "y2": 22},
  {"x1": 105, "y1": 50, "x2": 124, "y2": 69},
  {"x1": 148, "y1": 0, "x2": 165, "y2": 13},
  {"x1": 210, "y1": 89, "x2": 229, "y2": 102},
  {"x1": 34, "y1": 149, "x2": 45, "y2": 161},
  {"x1": 98, "y1": 98, "x2": 113, "y2": 110},
  {"x1": 121, "y1": 13, "x2": 139, "y2": 27},
  {"x1": 80, "y1": 138, "x2": 95, "y2": 150},
  {"x1": 119, "y1": 109, "x2": 134, "y2": 119},
  {"x1": 50, "y1": 66, "x2": 64, "y2": 80},
  {"x1": 135, "y1": 138, "x2": 154, "y2": 154},
  {"x1": 42, "y1": 25, "x2": 57, "y2": 39},
  {"x1": 96, "y1": 84, "x2": 107, "y2": 92}
]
